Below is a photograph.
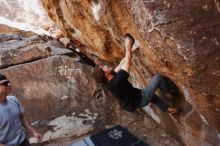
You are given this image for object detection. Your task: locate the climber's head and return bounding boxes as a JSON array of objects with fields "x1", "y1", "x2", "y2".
[{"x1": 93, "y1": 65, "x2": 113, "y2": 84}]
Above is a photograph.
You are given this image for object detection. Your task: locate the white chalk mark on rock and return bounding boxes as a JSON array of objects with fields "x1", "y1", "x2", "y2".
[
  {"x1": 142, "y1": 105, "x2": 160, "y2": 124},
  {"x1": 199, "y1": 114, "x2": 209, "y2": 126},
  {"x1": 29, "y1": 111, "x2": 97, "y2": 143},
  {"x1": 61, "y1": 95, "x2": 68, "y2": 100},
  {"x1": 91, "y1": 1, "x2": 101, "y2": 21}
]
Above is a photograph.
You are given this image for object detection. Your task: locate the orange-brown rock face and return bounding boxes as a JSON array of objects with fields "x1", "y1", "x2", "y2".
[{"x1": 41, "y1": 0, "x2": 220, "y2": 145}]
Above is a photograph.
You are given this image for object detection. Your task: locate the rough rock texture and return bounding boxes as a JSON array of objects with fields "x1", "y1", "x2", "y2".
[
  {"x1": 0, "y1": 0, "x2": 54, "y2": 29},
  {"x1": 0, "y1": 33, "x2": 182, "y2": 146},
  {"x1": 40, "y1": 0, "x2": 220, "y2": 145},
  {"x1": 0, "y1": 1, "x2": 63, "y2": 37},
  {"x1": 0, "y1": 35, "x2": 71, "y2": 69},
  {"x1": 0, "y1": 24, "x2": 35, "y2": 37}
]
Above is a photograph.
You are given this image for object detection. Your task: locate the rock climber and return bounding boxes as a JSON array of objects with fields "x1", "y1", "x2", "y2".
[{"x1": 93, "y1": 33, "x2": 182, "y2": 114}]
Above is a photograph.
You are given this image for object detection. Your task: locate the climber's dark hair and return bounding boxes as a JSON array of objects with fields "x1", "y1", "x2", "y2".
[
  {"x1": 92, "y1": 66, "x2": 108, "y2": 84},
  {"x1": 124, "y1": 33, "x2": 135, "y2": 46}
]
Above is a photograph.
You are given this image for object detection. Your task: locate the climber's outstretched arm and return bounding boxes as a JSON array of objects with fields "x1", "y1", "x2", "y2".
[
  {"x1": 114, "y1": 58, "x2": 125, "y2": 73},
  {"x1": 114, "y1": 39, "x2": 132, "y2": 73}
]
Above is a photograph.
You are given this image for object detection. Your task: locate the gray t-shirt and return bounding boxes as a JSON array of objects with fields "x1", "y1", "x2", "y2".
[{"x1": 0, "y1": 96, "x2": 26, "y2": 146}]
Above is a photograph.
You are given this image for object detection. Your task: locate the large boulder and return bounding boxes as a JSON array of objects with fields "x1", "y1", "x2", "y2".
[
  {"x1": 0, "y1": 55, "x2": 107, "y2": 142},
  {"x1": 0, "y1": 34, "x2": 72, "y2": 69},
  {"x1": 0, "y1": 33, "x2": 182, "y2": 145},
  {"x1": 41, "y1": 0, "x2": 220, "y2": 145}
]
